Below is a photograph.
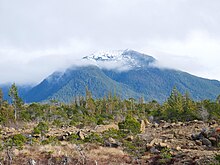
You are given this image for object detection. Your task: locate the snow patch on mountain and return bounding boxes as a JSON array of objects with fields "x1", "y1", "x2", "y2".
[{"x1": 83, "y1": 49, "x2": 156, "y2": 71}]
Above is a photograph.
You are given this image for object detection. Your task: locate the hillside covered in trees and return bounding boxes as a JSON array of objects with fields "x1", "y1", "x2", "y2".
[
  {"x1": 0, "y1": 84, "x2": 220, "y2": 164},
  {"x1": 2, "y1": 50, "x2": 220, "y2": 104}
]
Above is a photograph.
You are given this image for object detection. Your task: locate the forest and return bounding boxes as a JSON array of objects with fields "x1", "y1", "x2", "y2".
[{"x1": 1, "y1": 83, "x2": 220, "y2": 126}]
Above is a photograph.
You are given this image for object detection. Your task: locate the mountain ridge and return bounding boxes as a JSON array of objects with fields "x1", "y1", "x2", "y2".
[{"x1": 1, "y1": 49, "x2": 220, "y2": 103}]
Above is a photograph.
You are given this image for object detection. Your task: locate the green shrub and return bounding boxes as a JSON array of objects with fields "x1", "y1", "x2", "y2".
[
  {"x1": 97, "y1": 118, "x2": 104, "y2": 125},
  {"x1": 41, "y1": 136, "x2": 60, "y2": 145},
  {"x1": 122, "y1": 136, "x2": 145, "y2": 157},
  {"x1": 84, "y1": 133, "x2": 103, "y2": 144},
  {"x1": 5, "y1": 134, "x2": 27, "y2": 150},
  {"x1": 102, "y1": 128, "x2": 128, "y2": 141},
  {"x1": 52, "y1": 119, "x2": 63, "y2": 127},
  {"x1": 215, "y1": 154, "x2": 220, "y2": 163},
  {"x1": 118, "y1": 115, "x2": 141, "y2": 134},
  {"x1": 160, "y1": 147, "x2": 172, "y2": 160},
  {"x1": 33, "y1": 122, "x2": 49, "y2": 136},
  {"x1": 68, "y1": 133, "x2": 83, "y2": 144}
]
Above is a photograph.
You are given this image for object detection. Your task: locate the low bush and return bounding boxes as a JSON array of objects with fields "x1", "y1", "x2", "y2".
[{"x1": 118, "y1": 115, "x2": 141, "y2": 134}]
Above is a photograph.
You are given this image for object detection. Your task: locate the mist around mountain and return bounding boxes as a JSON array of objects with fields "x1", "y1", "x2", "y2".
[{"x1": 3, "y1": 49, "x2": 217, "y2": 103}]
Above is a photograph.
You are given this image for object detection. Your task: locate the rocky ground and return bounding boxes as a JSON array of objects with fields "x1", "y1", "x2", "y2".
[{"x1": 0, "y1": 120, "x2": 220, "y2": 165}]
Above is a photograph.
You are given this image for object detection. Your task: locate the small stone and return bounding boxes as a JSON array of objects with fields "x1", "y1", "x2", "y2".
[
  {"x1": 161, "y1": 134, "x2": 174, "y2": 139},
  {"x1": 126, "y1": 135, "x2": 134, "y2": 141},
  {"x1": 209, "y1": 137, "x2": 217, "y2": 146},
  {"x1": 29, "y1": 159, "x2": 37, "y2": 165},
  {"x1": 202, "y1": 138, "x2": 212, "y2": 147},
  {"x1": 149, "y1": 138, "x2": 163, "y2": 146},
  {"x1": 216, "y1": 128, "x2": 220, "y2": 133},
  {"x1": 77, "y1": 130, "x2": 85, "y2": 140},
  {"x1": 153, "y1": 123, "x2": 159, "y2": 128},
  {"x1": 162, "y1": 123, "x2": 172, "y2": 129},
  {"x1": 108, "y1": 137, "x2": 116, "y2": 144},
  {"x1": 187, "y1": 142, "x2": 194, "y2": 146},
  {"x1": 159, "y1": 142, "x2": 170, "y2": 148},
  {"x1": 176, "y1": 146, "x2": 181, "y2": 151},
  {"x1": 10, "y1": 127, "x2": 15, "y2": 132},
  {"x1": 195, "y1": 140, "x2": 202, "y2": 146},
  {"x1": 95, "y1": 123, "x2": 119, "y2": 133},
  {"x1": 140, "y1": 120, "x2": 146, "y2": 133},
  {"x1": 150, "y1": 147, "x2": 160, "y2": 154}
]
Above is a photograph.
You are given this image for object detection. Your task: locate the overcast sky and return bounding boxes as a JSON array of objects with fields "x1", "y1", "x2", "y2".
[{"x1": 0, "y1": 0, "x2": 220, "y2": 84}]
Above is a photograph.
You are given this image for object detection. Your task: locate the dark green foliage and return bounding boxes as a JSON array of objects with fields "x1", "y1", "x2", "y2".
[
  {"x1": 97, "y1": 118, "x2": 104, "y2": 125},
  {"x1": 118, "y1": 115, "x2": 141, "y2": 134},
  {"x1": 5, "y1": 134, "x2": 27, "y2": 150},
  {"x1": 33, "y1": 122, "x2": 49, "y2": 136},
  {"x1": 159, "y1": 87, "x2": 198, "y2": 122},
  {"x1": 52, "y1": 119, "x2": 63, "y2": 128},
  {"x1": 41, "y1": 136, "x2": 60, "y2": 145},
  {"x1": 0, "y1": 88, "x2": 3, "y2": 107},
  {"x1": 123, "y1": 138, "x2": 146, "y2": 158},
  {"x1": 84, "y1": 133, "x2": 103, "y2": 144},
  {"x1": 8, "y1": 83, "x2": 24, "y2": 120},
  {"x1": 160, "y1": 147, "x2": 172, "y2": 159},
  {"x1": 215, "y1": 154, "x2": 220, "y2": 163}
]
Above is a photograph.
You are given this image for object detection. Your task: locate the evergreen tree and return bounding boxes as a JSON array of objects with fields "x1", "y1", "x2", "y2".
[
  {"x1": 217, "y1": 95, "x2": 220, "y2": 104},
  {"x1": 0, "y1": 88, "x2": 3, "y2": 107},
  {"x1": 8, "y1": 83, "x2": 23, "y2": 121}
]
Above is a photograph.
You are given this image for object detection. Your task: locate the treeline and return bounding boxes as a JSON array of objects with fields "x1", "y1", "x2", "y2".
[{"x1": 0, "y1": 84, "x2": 220, "y2": 126}]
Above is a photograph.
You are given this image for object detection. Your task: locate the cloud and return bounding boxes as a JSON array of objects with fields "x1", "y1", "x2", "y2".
[
  {"x1": 142, "y1": 30, "x2": 220, "y2": 80},
  {"x1": 0, "y1": 0, "x2": 220, "y2": 84}
]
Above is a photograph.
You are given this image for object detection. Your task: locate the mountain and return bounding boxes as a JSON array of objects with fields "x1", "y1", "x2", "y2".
[
  {"x1": 0, "y1": 84, "x2": 32, "y2": 102},
  {"x1": 16, "y1": 50, "x2": 220, "y2": 103},
  {"x1": 24, "y1": 65, "x2": 140, "y2": 103}
]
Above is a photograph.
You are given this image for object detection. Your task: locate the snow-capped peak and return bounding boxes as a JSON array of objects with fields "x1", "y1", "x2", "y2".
[
  {"x1": 83, "y1": 49, "x2": 156, "y2": 70},
  {"x1": 83, "y1": 49, "x2": 131, "y2": 61}
]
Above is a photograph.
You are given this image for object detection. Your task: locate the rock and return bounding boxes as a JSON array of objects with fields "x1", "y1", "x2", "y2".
[
  {"x1": 159, "y1": 120, "x2": 166, "y2": 124},
  {"x1": 108, "y1": 137, "x2": 116, "y2": 144},
  {"x1": 32, "y1": 134, "x2": 41, "y2": 138},
  {"x1": 10, "y1": 127, "x2": 16, "y2": 132},
  {"x1": 150, "y1": 146, "x2": 160, "y2": 154},
  {"x1": 176, "y1": 146, "x2": 181, "y2": 151},
  {"x1": 162, "y1": 123, "x2": 172, "y2": 129},
  {"x1": 28, "y1": 159, "x2": 37, "y2": 165},
  {"x1": 202, "y1": 138, "x2": 212, "y2": 147},
  {"x1": 140, "y1": 120, "x2": 146, "y2": 133},
  {"x1": 159, "y1": 142, "x2": 170, "y2": 148},
  {"x1": 104, "y1": 138, "x2": 121, "y2": 148},
  {"x1": 177, "y1": 122, "x2": 184, "y2": 126},
  {"x1": 95, "y1": 123, "x2": 119, "y2": 133},
  {"x1": 13, "y1": 149, "x2": 19, "y2": 156},
  {"x1": 152, "y1": 123, "x2": 159, "y2": 128},
  {"x1": 208, "y1": 137, "x2": 217, "y2": 146},
  {"x1": 192, "y1": 120, "x2": 204, "y2": 124},
  {"x1": 126, "y1": 135, "x2": 134, "y2": 141},
  {"x1": 177, "y1": 130, "x2": 185, "y2": 136},
  {"x1": 148, "y1": 138, "x2": 163, "y2": 147},
  {"x1": 216, "y1": 128, "x2": 220, "y2": 133},
  {"x1": 144, "y1": 119, "x2": 150, "y2": 125},
  {"x1": 200, "y1": 129, "x2": 208, "y2": 138},
  {"x1": 195, "y1": 140, "x2": 202, "y2": 146},
  {"x1": 187, "y1": 142, "x2": 194, "y2": 146},
  {"x1": 161, "y1": 134, "x2": 174, "y2": 139},
  {"x1": 77, "y1": 130, "x2": 85, "y2": 140},
  {"x1": 191, "y1": 133, "x2": 204, "y2": 140}
]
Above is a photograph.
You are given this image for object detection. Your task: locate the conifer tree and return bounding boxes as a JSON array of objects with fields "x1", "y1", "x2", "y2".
[
  {"x1": 9, "y1": 83, "x2": 23, "y2": 121},
  {"x1": 0, "y1": 88, "x2": 3, "y2": 107}
]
